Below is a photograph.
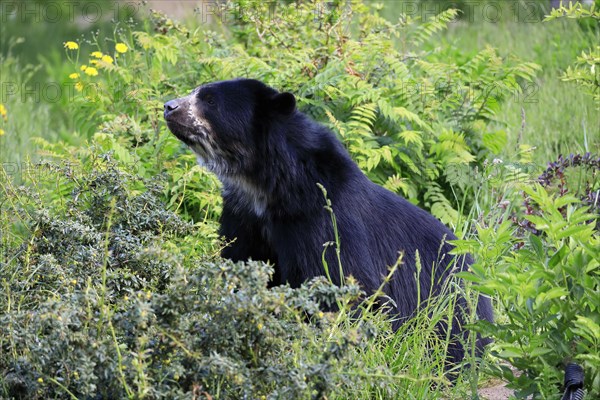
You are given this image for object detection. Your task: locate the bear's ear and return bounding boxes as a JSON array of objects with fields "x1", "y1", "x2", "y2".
[{"x1": 271, "y1": 92, "x2": 296, "y2": 115}]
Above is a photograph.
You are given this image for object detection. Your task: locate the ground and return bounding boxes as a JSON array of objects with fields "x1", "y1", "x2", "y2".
[{"x1": 479, "y1": 380, "x2": 514, "y2": 400}]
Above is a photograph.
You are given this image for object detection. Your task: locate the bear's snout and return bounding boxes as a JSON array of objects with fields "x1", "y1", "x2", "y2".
[{"x1": 164, "y1": 99, "x2": 182, "y2": 119}]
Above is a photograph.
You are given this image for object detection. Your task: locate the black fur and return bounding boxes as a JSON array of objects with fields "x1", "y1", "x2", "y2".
[{"x1": 164, "y1": 78, "x2": 493, "y2": 366}]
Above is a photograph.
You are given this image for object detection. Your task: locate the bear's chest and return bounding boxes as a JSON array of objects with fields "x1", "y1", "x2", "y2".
[{"x1": 222, "y1": 178, "x2": 268, "y2": 218}]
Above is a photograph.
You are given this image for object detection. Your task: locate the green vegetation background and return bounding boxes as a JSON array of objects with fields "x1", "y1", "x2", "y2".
[{"x1": 0, "y1": 1, "x2": 598, "y2": 399}]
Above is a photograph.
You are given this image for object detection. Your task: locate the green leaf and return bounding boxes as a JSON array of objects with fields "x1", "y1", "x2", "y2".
[
  {"x1": 529, "y1": 234, "x2": 545, "y2": 259},
  {"x1": 556, "y1": 224, "x2": 591, "y2": 240},
  {"x1": 548, "y1": 245, "x2": 569, "y2": 268},
  {"x1": 398, "y1": 130, "x2": 423, "y2": 146},
  {"x1": 535, "y1": 287, "x2": 568, "y2": 305},
  {"x1": 455, "y1": 271, "x2": 482, "y2": 283},
  {"x1": 554, "y1": 195, "x2": 580, "y2": 209},
  {"x1": 498, "y1": 346, "x2": 524, "y2": 358},
  {"x1": 573, "y1": 316, "x2": 600, "y2": 341},
  {"x1": 482, "y1": 130, "x2": 508, "y2": 154},
  {"x1": 524, "y1": 215, "x2": 549, "y2": 230},
  {"x1": 530, "y1": 347, "x2": 552, "y2": 357}
]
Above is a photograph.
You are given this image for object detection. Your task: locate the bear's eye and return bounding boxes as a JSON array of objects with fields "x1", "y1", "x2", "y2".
[{"x1": 203, "y1": 94, "x2": 216, "y2": 106}]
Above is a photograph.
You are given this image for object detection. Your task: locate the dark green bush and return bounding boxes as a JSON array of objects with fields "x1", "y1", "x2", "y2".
[
  {"x1": 0, "y1": 155, "x2": 360, "y2": 398},
  {"x1": 1, "y1": 156, "x2": 470, "y2": 399},
  {"x1": 0, "y1": 258, "x2": 369, "y2": 399}
]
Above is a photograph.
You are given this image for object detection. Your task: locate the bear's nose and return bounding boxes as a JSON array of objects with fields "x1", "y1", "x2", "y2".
[{"x1": 164, "y1": 99, "x2": 180, "y2": 118}]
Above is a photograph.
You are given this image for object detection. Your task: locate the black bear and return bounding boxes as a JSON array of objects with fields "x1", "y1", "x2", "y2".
[{"x1": 164, "y1": 78, "x2": 493, "y2": 366}]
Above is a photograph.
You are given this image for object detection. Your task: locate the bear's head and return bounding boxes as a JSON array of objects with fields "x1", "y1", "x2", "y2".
[{"x1": 164, "y1": 79, "x2": 296, "y2": 177}]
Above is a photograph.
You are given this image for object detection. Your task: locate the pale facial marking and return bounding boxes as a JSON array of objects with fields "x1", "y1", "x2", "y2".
[
  {"x1": 176, "y1": 87, "x2": 267, "y2": 216},
  {"x1": 187, "y1": 106, "x2": 209, "y2": 132},
  {"x1": 176, "y1": 95, "x2": 218, "y2": 169}
]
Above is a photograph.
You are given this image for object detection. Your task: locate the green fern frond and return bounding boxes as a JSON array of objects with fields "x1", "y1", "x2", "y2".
[
  {"x1": 348, "y1": 103, "x2": 378, "y2": 137},
  {"x1": 325, "y1": 109, "x2": 347, "y2": 138},
  {"x1": 409, "y1": 9, "x2": 460, "y2": 45},
  {"x1": 393, "y1": 106, "x2": 432, "y2": 131},
  {"x1": 424, "y1": 183, "x2": 460, "y2": 227},
  {"x1": 398, "y1": 152, "x2": 422, "y2": 175},
  {"x1": 398, "y1": 130, "x2": 423, "y2": 147},
  {"x1": 383, "y1": 173, "x2": 410, "y2": 196}
]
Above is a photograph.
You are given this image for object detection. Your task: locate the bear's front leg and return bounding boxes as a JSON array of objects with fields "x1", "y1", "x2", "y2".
[{"x1": 219, "y1": 206, "x2": 281, "y2": 286}]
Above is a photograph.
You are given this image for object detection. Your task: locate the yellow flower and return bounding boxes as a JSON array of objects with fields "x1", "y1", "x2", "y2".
[
  {"x1": 101, "y1": 55, "x2": 114, "y2": 64},
  {"x1": 115, "y1": 43, "x2": 128, "y2": 53},
  {"x1": 75, "y1": 82, "x2": 83, "y2": 92},
  {"x1": 84, "y1": 67, "x2": 98, "y2": 76},
  {"x1": 89, "y1": 59, "x2": 98, "y2": 65},
  {"x1": 64, "y1": 41, "x2": 79, "y2": 50},
  {"x1": 37, "y1": 377, "x2": 44, "y2": 384},
  {"x1": 91, "y1": 51, "x2": 103, "y2": 58},
  {"x1": 0, "y1": 129, "x2": 5, "y2": 136},
  {"x1": 80, "y1": 65, "x2": 88, "y2": 71},
  {"x1": 0, "y1": 103, "x2": 6, "y2": 120},
  {"x1": 69, "y1": 73, "x2": 80, "y2": 79}
]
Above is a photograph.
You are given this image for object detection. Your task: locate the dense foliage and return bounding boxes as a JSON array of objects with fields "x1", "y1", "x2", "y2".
[
  {"x1": 545, "y1": 1, "x2": 600, "y2": 105},
  {"x1": 0, "y1": 156, "x2": 471, "y2": 399},
  {"x1": 53, "y1": 0, "x2": 540, "y2": 227},
  {"x1": 0, "y1": 1, "x2": 598, "y2": 399},
  {"x1": 454, "y1": 157, "x2": 599, "y2": 398}
]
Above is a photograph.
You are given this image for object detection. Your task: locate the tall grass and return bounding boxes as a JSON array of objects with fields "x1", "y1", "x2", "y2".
[
  {"x1": 444, "y1": 18, "x2": 599, "y2": 162},
  {"x1": 0, "y1": 50, "x2": 54, "y2": 166}
]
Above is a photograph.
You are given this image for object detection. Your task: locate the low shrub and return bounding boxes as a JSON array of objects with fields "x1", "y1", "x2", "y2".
[{"x1": 0, "y1": 155, "x2": 477, "y2": 399}]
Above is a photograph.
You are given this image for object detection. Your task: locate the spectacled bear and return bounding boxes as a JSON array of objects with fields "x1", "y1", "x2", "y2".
[{"x1": 164, "y1": 78, "x2": 493, "y2": 368}]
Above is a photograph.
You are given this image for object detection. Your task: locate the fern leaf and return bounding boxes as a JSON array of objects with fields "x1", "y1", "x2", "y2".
[{"x1": 398, "y1": 130, "x2": 423, "y2": 147}]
